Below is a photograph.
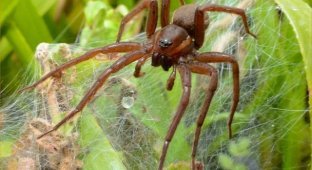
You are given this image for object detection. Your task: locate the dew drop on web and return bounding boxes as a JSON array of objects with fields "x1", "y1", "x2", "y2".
[{"x1": 121, "y1": 96, "x2": 134, "y2": 109}]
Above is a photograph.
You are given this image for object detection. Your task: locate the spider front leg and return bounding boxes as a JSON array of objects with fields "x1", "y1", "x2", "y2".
[
  {"x1": 116, "y1": 0, "x2": 158, "y2": 42},
  {"x1": 194, "y1": 4, "x2": 257, "y2": 48},
  {"x1": 195, "y1": 52, "x2": 239, "y2": 138},
  {"x1": 188, "y1": 63, "x2": 218, "y2": 169},
  {"x1": 19, "y1": 42, "x2": 142, "y2": 92},
  {"x1": 37, "y1": 49, "x2": 147, "y2": 139},
  {"x1": 159, "y1": 64, "x2": 191, "y2": 170}
]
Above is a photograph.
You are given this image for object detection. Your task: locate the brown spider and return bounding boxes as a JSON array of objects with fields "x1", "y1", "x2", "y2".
[{"x1": 20, "y1": 0, "x2": 256, "y2": 169}]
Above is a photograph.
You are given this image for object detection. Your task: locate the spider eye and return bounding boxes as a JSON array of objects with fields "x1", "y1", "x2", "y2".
[{"x1": 159, "y1": 39, "x2": 173, "y2": 48}]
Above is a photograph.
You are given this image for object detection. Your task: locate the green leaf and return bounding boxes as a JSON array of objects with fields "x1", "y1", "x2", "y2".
[
  {"x1": 167, "y1": 161, "x2": 191, "y2": 170},
  {"x1": 233, "y1": 164, "x2": 247, "y2": 170},
  {"x1": 229, "y1": 138, "x2": 251, "y2": 157},
  {"x1": 79, "y1": 114, "x2": 127, "y2": 170},
  {"x1": 275, "y1": 0, "x2": 312, "y2": 108},
  {"x1": 218, "y1": 153, "x2": 234, "y2": 170},
  {"x1": 0, "y1": 0, "x2": 18, "y2": 25},
  {"x1": 31, "y1": 0, "x2": 57, "y2": 16},
  {"x1": 84, "y1": 1, "x2": 108, "y2": 26},
  {"x1": 5, "y1": 22, "x2": 34, "y2": 67},
  {"x1": 0, "y1": 37, "x2": 12, "y2": 62},
  {"x1": 12, "y1": 0, "x2": 52, "y2": 49},
  {"x1": 274, "y1": 0, "x2": 312, "y2": 168}
]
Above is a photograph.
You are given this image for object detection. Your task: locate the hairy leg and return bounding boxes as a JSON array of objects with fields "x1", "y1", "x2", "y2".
[
  {"x1": 37, "y1": 50, "x2": 147, "y2": 139},
  {"x1": 194, "y1": 4, "x2": 256, "y2": 48},
  {"x1": 195, "y1": 52, "x2": 239, "y2": 138},
  {"x1": 116, "y1": 0, "x2": 158, "y2": 42},
  {"x1": 19, "y1": 42, "x2": 142, "y2": 92},
  {"x1": 188, "y1": 62, "x2": 218, "y2": 169},
  {"x1": 158, "y1": 64, "x2": 191, "y2": 169}
]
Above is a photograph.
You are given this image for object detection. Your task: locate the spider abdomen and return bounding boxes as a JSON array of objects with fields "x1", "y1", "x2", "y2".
[{"x1": 173, "y1": 4, "x2": 209, "y2": 37}]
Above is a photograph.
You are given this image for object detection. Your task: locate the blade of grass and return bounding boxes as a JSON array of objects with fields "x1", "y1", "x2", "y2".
[
  {"x1": 276, "y1": 16, "x2": 308, "y2": 169},
  {"x1": 0, "y1": 38, "x2": 12, "y2": 62},
  {"x1": 274, "y1": 0, "x2": 312, "y2": 165},
  {"x1": 5, "y1": 22, "x2": 34, "y2": 67},
  {"x1": 0, "y1": 0, "x2": 18, "y2": 26},
  {"x1": 12, "y1": 0, "x2": 52, "y2": 49},
  {"x1": 31, "y1": 0, "x2": 57, "y2": 16},
  {"x1": 1, "y1": 0, "x2": 53, "y2": 93}
]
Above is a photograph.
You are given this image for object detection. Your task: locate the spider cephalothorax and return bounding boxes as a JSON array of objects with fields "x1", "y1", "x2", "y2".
[
  {"x1": 20, "y1": 0, "x2": 256, "y2": 169},
  {"x1": 151, "y1": 24, "x2": 193, "y2": 71}
]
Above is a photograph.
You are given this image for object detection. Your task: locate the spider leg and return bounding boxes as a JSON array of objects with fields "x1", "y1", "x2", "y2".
[
  {"x1": 187, "y1": 62, "x2": 218, "y2": 169},
  {"x1": 116, "y1": 0, "x2": 158, "y2": 42},
  {"x1": 161, "y1": 0, "x2": 185, "y2": 27},
  {"x1": 37, "y1": 50, "x2": 147, "y2": 139},
  {"x1": 19, "y1": 42, "x2": 142, "y2": 92},
  {"x1": 133, "y1": 55, "x2": 149, "y2": 77},
  {"x1": 158, "y1": 64, "x2": 191, "y2": 169},
  {"x1": 194, "y1": 4, "x2": 257, "y2": 48},
  {"x1": 166, "y1": 65, "x2": 176, "y2": 91},
  {"x1": 195, "y1": 52, "x2": 239, "y2": 139}
]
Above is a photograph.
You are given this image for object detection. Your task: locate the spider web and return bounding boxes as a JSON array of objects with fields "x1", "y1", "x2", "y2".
[{"x1": 0, "y1": 0, "x2": 310, "y2": 169}]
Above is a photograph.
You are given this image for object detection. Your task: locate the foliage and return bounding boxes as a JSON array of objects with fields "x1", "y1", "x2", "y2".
[{"x1": 0, "y1": 0, "x2": 311, "y2": 169}]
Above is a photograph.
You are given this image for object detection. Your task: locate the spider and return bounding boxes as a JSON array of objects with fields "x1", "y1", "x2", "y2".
[{"x1": 20, "y1": 0, "x2": 256, "y2": 169}]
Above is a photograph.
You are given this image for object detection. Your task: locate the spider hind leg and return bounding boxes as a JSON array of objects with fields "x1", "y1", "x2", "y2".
[
  {"x1": 158, "y1": 64, "x2": 191, "y2": 169},
  {"x1": 195, "y1": 52, "x2": 240, "y2": 139},
  {"x1": 188, "y1": 62, "x2": 218, "y2": 169}
]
